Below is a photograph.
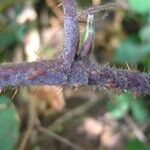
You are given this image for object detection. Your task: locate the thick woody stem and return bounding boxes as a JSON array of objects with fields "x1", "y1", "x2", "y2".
[
  {"x1": 59, "y1": 0, "x2": 79, "y2": 68},
  {"x1": 0, "y1": 60, "x2": 149, "y2": 94},
  {"x1": 0, "y1": 0, "x2": 149, "y2": 95},
  {"x1": 87, "y1": 63, "x2": 150, "y2": 94}
]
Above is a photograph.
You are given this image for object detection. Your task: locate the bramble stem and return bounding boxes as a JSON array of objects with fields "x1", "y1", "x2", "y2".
[
  {"x1": 0, "y1": 60, "x2": 150, "y2": 94},
  {"x1": 0, "y1": 0, "x2": 149, "y2": 94},
  {"x1": 58, "y1": 0, "x2": 79, "y2": 68}
]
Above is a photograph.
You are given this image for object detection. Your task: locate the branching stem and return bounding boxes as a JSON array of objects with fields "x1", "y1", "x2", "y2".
[{"x1": 0, "y1": 0, "x2": 149, "y2": 94}]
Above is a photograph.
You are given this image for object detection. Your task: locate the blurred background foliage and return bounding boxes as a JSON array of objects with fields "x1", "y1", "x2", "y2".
[{"x1": 0, "y1": 0, "x2": 150, "y2": 150}]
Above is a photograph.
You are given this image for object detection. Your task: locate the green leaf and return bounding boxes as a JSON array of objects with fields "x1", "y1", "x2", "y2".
[
  {"x1": 128, "y1": 0, "x2": 150, "y2": 14},
  {"x1": 0, "y1": 96, "x2": 20, "y2": 150},
  {"x1": 124, "y1": 138, "x2": 150, "y2": 150},
  {"x1": 107, "y1": 93, "x2": 131, "y2": 119},
  {"x1": 113, "y1": 36, "x2": 150, "y2": 64},
  {"x1": 0, "y1": 0, "x2": 16, "y2": 12},
  {"x1": 0, "y1": 24, "x2": 26, "y2": 49},
  {"x1": 77, "y1": 0, "x2": 92, "y2": 8},
  {"x1": 131, "y1": 99, "x2": 149, "y2": 122},
  {"x1": 139, "y1": 24, "x2": 150, "y2": 42}
]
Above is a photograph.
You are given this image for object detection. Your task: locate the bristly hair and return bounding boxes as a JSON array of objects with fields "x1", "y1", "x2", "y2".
[{"x1": 77, "y1": 2, "x2": 120, "y2": 19}]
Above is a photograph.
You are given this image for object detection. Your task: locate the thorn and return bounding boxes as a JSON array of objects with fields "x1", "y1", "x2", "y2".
[
  {"x1": 103, "y1": 87, "x2": 107, "y2": 90},
  {"x1": 56, "y1": 87, "x2": 63, "y2": 96},
  {"x1": 104, "y1": 62, "x2": 110, "y2": 67},
  {"x1": 11, "y1": 90, "x2": 18, "y2": 100},
  {"x1": 57, "y1": 3, "x2": 62, "y2": 8},
  {"x1": 72, "y1": 86, "x2": 79, "y2": 94},
  {"x1": 125, "y1": 61, "x2": 131, "y2": 70},
  {"x1": 123, "y1": 89, "x2": 127, "y2": 93},
  {"x1": 0, "y1": 87, "x2": 2, "y2": 93},
  {"x1": 30, "y1": 86, "x2": 35, "y2": 92}
]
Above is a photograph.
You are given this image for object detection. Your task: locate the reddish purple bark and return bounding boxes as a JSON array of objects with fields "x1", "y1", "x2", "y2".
[
  {"x1": 58, "y1": 0, "x2": 79, "y2": 68},
  {"x1": 0, "y1": 0, "x2": 149, "y2": 94},
  {"x1": 0, "y1": 60, "x2": 150, "y2": 94}
]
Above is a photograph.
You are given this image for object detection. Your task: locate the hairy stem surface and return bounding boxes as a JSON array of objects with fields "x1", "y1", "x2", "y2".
[
  {"x1": 0, "y1": 0, "x2": 149, "y2": 94},
  {"x1": 0, "y1": 60, "x2": 149, "y2": 94},
  {"x1": 59, "y1": 0, "x2": 79, "y2": 68}
]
